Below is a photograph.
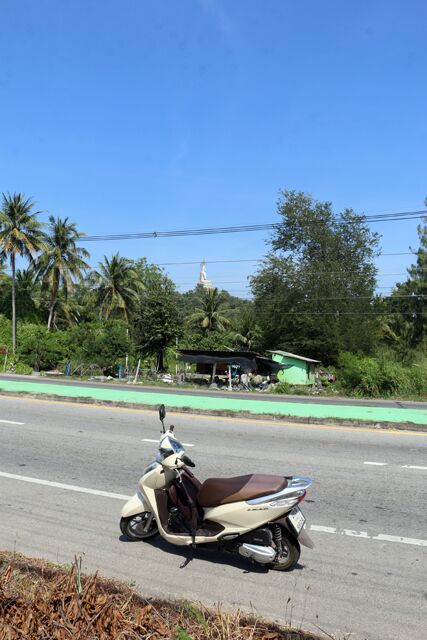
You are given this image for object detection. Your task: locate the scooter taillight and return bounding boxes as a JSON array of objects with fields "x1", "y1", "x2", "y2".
[
  {"x1": 268, "y1": 490, "x2": 306, "y2": 510},
  {"x1": 296, "y1": 490, "x2": 306, "y2": 505}
]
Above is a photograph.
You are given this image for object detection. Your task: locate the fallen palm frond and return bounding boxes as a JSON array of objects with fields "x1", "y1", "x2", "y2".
[{"x1": 0, "y1": 551, "x2": 326, "y2": 640}]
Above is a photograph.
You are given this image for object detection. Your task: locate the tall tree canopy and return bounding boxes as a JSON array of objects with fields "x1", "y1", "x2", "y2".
[
  {"x1": 187, "y1": 287, "x2": 231, "y2": 333},
  {"x1": 130, "y1": 260, "x2": 181, "y2": 371},
  {"x1": 251, "y1": 191, "x2": 380, "y2": 362},
  {"x1": 384, "y1": 217, "x2": 427, "y2": 353},
  {"x1": 36, "y1": 216, "x2": 90, "y2": 329},
  {"x1": 94, "y1": 253, "x2": 140, "y2": 321}
]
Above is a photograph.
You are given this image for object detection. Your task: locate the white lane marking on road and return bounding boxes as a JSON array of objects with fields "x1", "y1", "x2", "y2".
[
  {"x1": 0, "y1": 471, "x2": 131, "y2": 501},
  {"x1": 142, "y1": 438, "x2": 195, "y2": 447},
  {"x1": 372, "y1": 533, "x2": 427, "y2": 546},
  {"x1": 401, "y1": 465, "x2": 427, "y2": 470},
  {"x1": 0, "y1": 419, "x2": 24, "y2": 425},
  {"x1": 310, "y1": 525, "x2": 337, "y2": 534},
  {"x1": 2, "y1": 471, "x2": 426, "y2": 548},
  {"x1": 310, "y1": 525, "x2": 427, "y2": 547},
  {"x1": 364, "y1": 461, "x2": 388, "y2": 466}
]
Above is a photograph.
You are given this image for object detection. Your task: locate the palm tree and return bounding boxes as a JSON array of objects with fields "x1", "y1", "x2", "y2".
[
  {"x1": 94, "y1": 253, "x2": 140, "y2": 321},
  {"x1": 232, "y1": 312, "x2": 262, "y2": 350},
  {"x1": 0, "y1": 193, "x2": 45, "y2": 355},
  {"x1": 188, "y1": 287, "x2": 231, "y2": 332},
  {"x1": 5, "y1": 269, "x2": 41, "y2": 323},
  {"x1": 36, "y1": 216, "x2": 90, "y2": 329},
  {"x1": 47, "y1": 294, "x2": 82, "y2": 330}
]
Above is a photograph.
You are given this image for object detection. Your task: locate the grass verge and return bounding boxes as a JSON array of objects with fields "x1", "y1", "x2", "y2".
[
  {"x1": 0, "y1": 388, "x2": 426, "y2": 431},
  {"x1": 0, "y1": 552, "x2": 324, "y2": 640}
]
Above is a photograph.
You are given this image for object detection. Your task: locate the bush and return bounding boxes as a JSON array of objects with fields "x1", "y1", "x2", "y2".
[
  {"x1": 271, "y1": 381, "x2": 292, "y2": 394},
  {"x1": 12, "y1": 361, "x2": 33, "y2": 374},
  {"x1": 0, "y1": 314, "x2": 11, "y2": 350},
  {"x1": 66, "y1": 321, "x2": 132, "y2": 372},
  {"x1": 337, "y1": 351, "x2": 427, "y2": 398},
  {"x1": 17, "y1": 324, "x2": 69, "y2": 371}
]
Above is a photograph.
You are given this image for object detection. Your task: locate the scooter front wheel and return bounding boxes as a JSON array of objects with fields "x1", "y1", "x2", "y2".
[
  {"x1": 120, "y1": 513, "x2": 158, "y2": 541},
  {"x1": 269, "y1": 534, "x2": 300, "y2": 571}
]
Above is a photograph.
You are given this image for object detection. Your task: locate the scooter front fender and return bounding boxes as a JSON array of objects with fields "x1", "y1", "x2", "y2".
[{"x1": 121, "y1": 491, "x2": 149, "y2": 518}]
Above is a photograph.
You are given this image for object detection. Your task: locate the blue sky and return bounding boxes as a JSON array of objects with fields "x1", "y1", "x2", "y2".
[{"x1": 0, "y1": 0, "x2": 426, "y2": 296}]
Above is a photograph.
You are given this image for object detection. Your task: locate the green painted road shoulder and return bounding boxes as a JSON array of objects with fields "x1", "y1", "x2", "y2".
[{"x1": 1, "y1": 379, "x2": 427, "y2": 426}]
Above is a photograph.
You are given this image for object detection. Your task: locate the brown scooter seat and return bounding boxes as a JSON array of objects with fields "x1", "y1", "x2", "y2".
[{"x1": 197, "y1": 474, "x2": 287, "y2": 508}]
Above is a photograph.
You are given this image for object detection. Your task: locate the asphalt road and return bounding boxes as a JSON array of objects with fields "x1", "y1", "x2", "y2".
[
  {"x1": 0, "y1": 396, "x2": 426, "y2": 640},
  {"x1": 1, "y1": 373, "x2": 426, "y2": 409}
]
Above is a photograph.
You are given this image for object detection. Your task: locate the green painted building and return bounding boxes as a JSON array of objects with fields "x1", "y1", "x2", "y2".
[{"x1": 268, "y1": 350, "x2": 321, "y2": 385}]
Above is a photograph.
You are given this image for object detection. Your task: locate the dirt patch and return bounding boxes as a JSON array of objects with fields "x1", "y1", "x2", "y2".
[
  {"x1": 0, "y1": 389, "x2": 426, "y2": 432},
  {"x1": 0, "y1": 552, "x2": 324, "y2": 640}
]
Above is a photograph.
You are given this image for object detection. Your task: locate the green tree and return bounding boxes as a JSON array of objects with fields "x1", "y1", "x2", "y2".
[
  {"x1": 232, "y1": 311, "x2": 261, "y2": 351},
  {"x1": 251, "y1": 191, "x2": 380, "y2": 362},
  {"x1": 17, "y1": 323, "x2": 67, "y2": 371},
  {"x1": 131, "y1": 260, "x2": 181, "y2": 371},
  {"x1": 385, "y1": 215, "x2": 427, "y2": 352},
  {"x1": 93, "y1": 253, "x2": 140, "y2": 321},
  {"x1": 0, "y1": 193, "x2": 45, "y2": 355},
  {"x1": 187, "y1": 287, "x2": 231, "y2": 333},
  {"x1": 36, "y1": 216, "x2": 90, "y2": 329},
  {"x1": 66, "y1": 320, "x2": 132, "y2": 372}
]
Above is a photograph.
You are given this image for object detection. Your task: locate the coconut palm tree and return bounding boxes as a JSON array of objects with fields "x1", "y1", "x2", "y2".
[
  {"x1": 232, "y1": 312, "x2": 262, "y2": 350},
  {"x1": 19, "y1": 268, "x2": 43, "y2": 322},
  {"x1": 0, "y1": 193, "x2": 45, "y2": 355},
  {"x1": 188, "y1": 287, "x2": 231, "y2": 332},
  {"x1": 93, "y1": 253, "x2": 141, "y2": 321},
  {"x1": 36, "y1": 216, "x2": 90, "y2": 329}
]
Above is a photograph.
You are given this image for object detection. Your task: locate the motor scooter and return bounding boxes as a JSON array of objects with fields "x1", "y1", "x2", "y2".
[{"x1": 120, "y1": 405, "x2": 313, "y2": 570}]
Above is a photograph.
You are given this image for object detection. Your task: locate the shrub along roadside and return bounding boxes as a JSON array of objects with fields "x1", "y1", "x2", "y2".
[
  {"x1": 337, "y1": 352, "x2": 427, "y2": 399},
  {"x1": 271, "y1": 352, "x2": 427, "y2": 400},
  {"x1": 0, "y1": 551, "x2": 322, "y2": 640}
]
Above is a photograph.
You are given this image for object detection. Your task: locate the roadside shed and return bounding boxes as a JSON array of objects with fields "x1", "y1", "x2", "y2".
[
  {"x1": 178, "y1": 349, "x2": 287, "y2": 379},
  {"x1": 267, "y1": 350, "x2": 321, "y2": 385}
]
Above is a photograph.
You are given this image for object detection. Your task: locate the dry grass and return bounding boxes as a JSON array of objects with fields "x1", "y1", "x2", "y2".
[{"x1": 0, "y1": 551, "x2": 324, "y2": 640}]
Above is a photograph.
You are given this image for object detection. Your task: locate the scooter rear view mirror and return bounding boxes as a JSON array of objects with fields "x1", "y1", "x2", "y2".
[{"x1": 159, "y1": 404, "x2": 166, "y2": 421}]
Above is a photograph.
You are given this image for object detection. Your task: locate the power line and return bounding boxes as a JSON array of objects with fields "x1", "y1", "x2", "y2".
[
  {"x1": 77, "y1": 210, "x2": 427, "y2": 243},
  {"x1": 154, "y1": 252, "x2": 414, "y2": 266},
  {"x1": 3, "y1": 286, "x2": 425, "y2": 304},
  {"x1": 0, "y1": 258, "x2": 417, "y2": 274},
  {"x1": 252, "y1": 311, "x2": 427, "y2": 316}
]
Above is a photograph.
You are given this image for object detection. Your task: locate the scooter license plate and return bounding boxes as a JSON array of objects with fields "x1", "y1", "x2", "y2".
[{"x1": 287, "y1": 507, "x2": 305, "y2": 535}]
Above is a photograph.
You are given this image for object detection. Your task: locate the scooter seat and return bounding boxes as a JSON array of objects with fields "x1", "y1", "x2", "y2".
[{"x1": 197, "y1": 474, "x2": 287, "y2": 508}]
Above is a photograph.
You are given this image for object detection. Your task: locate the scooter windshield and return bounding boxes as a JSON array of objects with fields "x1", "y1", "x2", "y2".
[{"x1": 159, "y1": 435, "x2": 185, "y2": 454}]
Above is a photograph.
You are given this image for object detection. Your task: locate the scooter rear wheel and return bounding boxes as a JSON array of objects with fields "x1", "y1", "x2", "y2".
[
  {"x1": 120, "y1": 513, "x2": 158, "y2": 541},
  {"x1": 269, "y1": 534, "x2": 300, "y2": 571}
]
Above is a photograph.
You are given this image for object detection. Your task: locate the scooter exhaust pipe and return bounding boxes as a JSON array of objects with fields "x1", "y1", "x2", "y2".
[{"x1": 238, "y1": 543, "x2": 276, "y2": 564}]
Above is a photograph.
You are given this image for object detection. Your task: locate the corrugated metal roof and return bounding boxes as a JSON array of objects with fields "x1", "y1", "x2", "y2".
[
  {"x1": 267, "y1": 350, "x2": 321, "y2": 364},
  {"x1": 178, "y1": 349, "x2": 290, "y2": 373}
]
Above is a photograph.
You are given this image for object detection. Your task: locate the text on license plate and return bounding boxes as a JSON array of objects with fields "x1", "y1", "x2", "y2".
[{"x1": 287, "y1": 507, "x2": 305, "y2": 534}]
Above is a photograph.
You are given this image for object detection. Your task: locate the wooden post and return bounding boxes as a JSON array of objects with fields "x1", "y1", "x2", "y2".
[
  {"x1": 133, "y1": 358, "x2": 141, "y2": 384},
  {"x1": 211, "y1": 362, "x2": 217, "y2": 385}
]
